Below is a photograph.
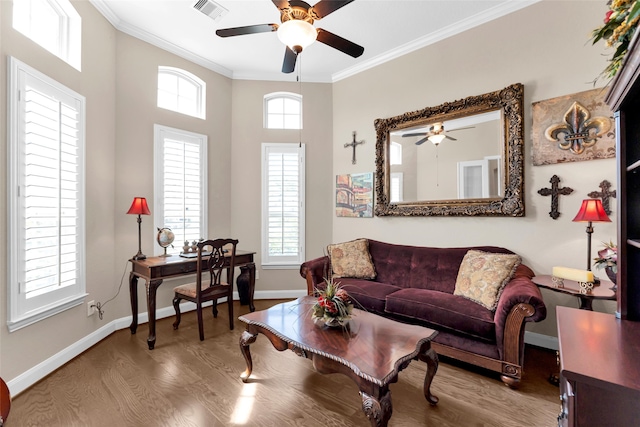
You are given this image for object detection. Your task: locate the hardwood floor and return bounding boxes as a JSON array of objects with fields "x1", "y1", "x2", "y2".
[{"x1": 8, "y1": 299, "x2": 560, "y2": 426}]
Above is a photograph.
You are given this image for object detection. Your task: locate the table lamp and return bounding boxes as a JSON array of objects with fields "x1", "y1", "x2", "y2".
[
  {"x1": 572, "y1": 199, "x2": 611, "y2": 279},
  {"x1": 127, "y1": 197, "x2": 151, "y2": 260}
]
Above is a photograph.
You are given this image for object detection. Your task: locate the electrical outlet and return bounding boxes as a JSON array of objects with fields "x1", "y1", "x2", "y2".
[
  {"x1": 87, "y1": 300, "x2": 96, "y2": 317},
  {"x1": 255, "y1": 270, "x2": 259, "y2": 280}
]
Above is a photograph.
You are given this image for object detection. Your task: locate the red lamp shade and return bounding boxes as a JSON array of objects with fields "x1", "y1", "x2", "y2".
[
  {"x1": 127, "y1": 197, "x2": 151, "y2": 215},
  {"x1": 572, "y1": 199, "x2": 611, "y2": 223}
]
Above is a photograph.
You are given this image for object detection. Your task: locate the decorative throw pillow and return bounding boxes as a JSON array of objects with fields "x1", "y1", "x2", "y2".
[
  {"x1": 327, "y1": 238, "x2": 377, "y2": 279},
  {"x1": 453, "y1": 250, "x2": 521, "y2": 311}
]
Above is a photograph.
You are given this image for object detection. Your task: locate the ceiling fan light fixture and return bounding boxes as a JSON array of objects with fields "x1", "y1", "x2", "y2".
[
  {"x1": 428, "y1": 134, "x2": 446, "y2": 145},
  {"x1": 277, "y1": 20, "x2": 317, "y2": 52}
]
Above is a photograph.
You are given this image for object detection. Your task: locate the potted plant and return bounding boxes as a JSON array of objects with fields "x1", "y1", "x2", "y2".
[{"x1": 312, "y1": 278, "x2": 354, "y2": 328}]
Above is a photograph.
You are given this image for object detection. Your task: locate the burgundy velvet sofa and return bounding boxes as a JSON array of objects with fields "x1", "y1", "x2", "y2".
[{"x1": 299, "y1": 239, "x2": 546, "y2": 387}]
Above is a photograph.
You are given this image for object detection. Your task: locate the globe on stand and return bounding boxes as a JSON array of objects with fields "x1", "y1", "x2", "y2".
[{"x1": 156, "y1": 227, "x2": 175, "y2": 257}]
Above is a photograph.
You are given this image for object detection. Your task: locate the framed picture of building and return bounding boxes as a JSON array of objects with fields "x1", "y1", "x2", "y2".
[{"x1": 336, "y1": 172, "x2": 373, "y2": 217}]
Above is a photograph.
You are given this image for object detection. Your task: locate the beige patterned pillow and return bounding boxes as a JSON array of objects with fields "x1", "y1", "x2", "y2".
[
  {"x1": 454, "y1": 250, "x2": 521, "y2": 311},
  {"x1": 327, "y1": 239, "x2": 377, "y2": 279}
]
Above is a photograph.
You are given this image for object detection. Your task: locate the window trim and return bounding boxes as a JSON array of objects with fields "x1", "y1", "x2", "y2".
[
  {"x1": 263, "y1": 92, "x2": 302, "y2": 130},
  {"x1": 12, "y1": 0, "x2": 82, "y2": 71},
  {"x1": 7, "y1": 56, "x2": 87, "y2": 332},
  {"x1": 261, "y1": 143, "x2": 305, "y2": 269},
  {"x1": 153, "y1": 124, "x2": 208, "y2": 256},
  {"x1": 157, "y1": 66, "x2": 206, "y2": 120}
]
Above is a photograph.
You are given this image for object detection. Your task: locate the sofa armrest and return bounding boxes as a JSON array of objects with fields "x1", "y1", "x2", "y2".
[
  {"x1": 494, "y1": 272, "x2": 547, "y2": 363},
  {"x1": 300, "y1": 256, "x2": 330, "y2": 295}
]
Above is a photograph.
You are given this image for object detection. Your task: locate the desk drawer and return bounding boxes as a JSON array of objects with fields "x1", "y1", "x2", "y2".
[{"x1": 157, "y1": 262, "x2": 198, "y2": 278}]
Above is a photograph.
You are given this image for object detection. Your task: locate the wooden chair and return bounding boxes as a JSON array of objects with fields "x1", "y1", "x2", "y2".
[{"x1": 172, "y1": 238, "x2": 238, "y2": 341}]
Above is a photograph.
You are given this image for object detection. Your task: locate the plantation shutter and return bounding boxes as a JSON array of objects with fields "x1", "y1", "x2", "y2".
[
  {"x1": 261, "y1": 143, "x2": 305, "y2": 266},
  {"x1": 22, "y1": 77, "x2": 81, "y2": 296},
  {"x1": 154, "y1": 125, "x2": 207, "y2": 256},
  {"x1": 8, "y1": 57, "x2": 86, "y2": 331}
]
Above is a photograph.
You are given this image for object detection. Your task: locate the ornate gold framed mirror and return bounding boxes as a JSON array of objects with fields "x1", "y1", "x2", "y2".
[{"x1": 374, "y1": 83, "x2": 524, "y2": 217}]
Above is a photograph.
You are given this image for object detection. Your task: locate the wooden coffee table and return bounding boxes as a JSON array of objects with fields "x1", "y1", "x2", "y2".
[{"x1": 238, "y1": 297, "x2": 439, "y2": 427}]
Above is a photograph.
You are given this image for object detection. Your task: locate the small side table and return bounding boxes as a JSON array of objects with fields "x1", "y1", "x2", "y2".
[
  {"x1": 532, "y1": 274, "x2": 616, "y2": 311},
  {"x1": 533, "y1": 274, "x2": 616, "y2": 387}
]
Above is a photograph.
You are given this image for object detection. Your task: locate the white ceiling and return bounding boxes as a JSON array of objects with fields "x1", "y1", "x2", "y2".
[{"x1": 89, "y1": 0, "x2": 540, "y2": 83}]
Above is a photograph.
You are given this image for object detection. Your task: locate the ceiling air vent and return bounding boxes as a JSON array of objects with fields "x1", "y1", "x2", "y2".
[{"x1": 193, "y1": 0, "x2": 228, "y2": 22}]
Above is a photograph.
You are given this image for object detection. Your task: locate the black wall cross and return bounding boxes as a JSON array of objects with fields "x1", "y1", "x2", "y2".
[
  {"x1": 538, "y1": 175, "x2": 574, "y2": 220},
  {"x1": 588, "y1": 180, "x2": 616, "y2": 215},
  {"x1": 344, "y1": 131, "x2": 364, "y2": 165}
]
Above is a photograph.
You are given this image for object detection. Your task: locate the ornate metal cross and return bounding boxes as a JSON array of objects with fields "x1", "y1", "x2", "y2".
[
  {"x1": 588, "y1": 180, "x2": 616, "y2": 215},
  {"x1": 344, "y1": 131, "x2": 364, "y2": 165},
  {"x1": 538, "y1": 175, "x2": 574, "y2": 220}
]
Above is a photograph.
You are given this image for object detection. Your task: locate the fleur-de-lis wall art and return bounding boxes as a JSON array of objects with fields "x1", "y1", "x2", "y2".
[
  {"x1": 532, "y1": 88, "x2": 615, "y2": 166},
  {"x1": 544, "y1": 102, "x2": 610, "y2": 155}
]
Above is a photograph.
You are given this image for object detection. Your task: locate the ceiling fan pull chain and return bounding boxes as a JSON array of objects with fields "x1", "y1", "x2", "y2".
[{"x1": 436, "y1": 147, "x2": 439, "y2": 187}]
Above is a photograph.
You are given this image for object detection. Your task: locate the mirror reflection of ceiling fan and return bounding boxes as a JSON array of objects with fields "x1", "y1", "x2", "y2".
[
  {"x1": 215, "y1": 0, "x2": 364, "y2": 73},
  {"x1": 402, "y1": 122, "x2": 475, "y2": 146}
]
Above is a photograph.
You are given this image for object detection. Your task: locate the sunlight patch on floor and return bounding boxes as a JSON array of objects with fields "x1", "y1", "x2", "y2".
[{"x1": 229, "y1": 381, "x2": 257, "y2": 425}]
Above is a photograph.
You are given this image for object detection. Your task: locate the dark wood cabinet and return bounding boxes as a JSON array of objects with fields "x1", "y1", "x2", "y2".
[
  {"x1": 606, "y1": 30, "x2": 640, "y2": 320},
  {"x1": 557, "y1": 307, "x2": 640, "y2": 426}
]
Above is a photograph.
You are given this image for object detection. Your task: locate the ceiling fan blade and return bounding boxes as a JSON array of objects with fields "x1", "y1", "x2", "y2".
[
  {"x1": 282, "y1": 46, "x2": 298, "y2": 73},
  {"x1": 310, "y1": 0, "x2": 355, "y2": 19},
  {"x1": 316, "y1": 28, "x2": 364, "y2": 58},
  {"x1": 415, "y1": 137, "x2": 429, "y2": 146},
  {"x1": 402, "y1": 132, "x2": 428, "y2": 138},
  {"x1": 445, "y1": 135, "x2": 457, "y2": 141},
  {"x1": 216, "y1": 24, "x2": 278, "y2": 38},
  {"x1": 448, "y1": 126, "x2": 475, "y2": 132},
  {"x1": 272, "y1": 0, "x2": 291, "y2": 11}
]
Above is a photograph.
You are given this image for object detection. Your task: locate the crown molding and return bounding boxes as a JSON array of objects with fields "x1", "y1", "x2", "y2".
[
  {"x1": 88, "y1": 0, "x2": 233, "y2": 79},
  {"x1": 331, "y1": 0, "x2": 542, "y2": 82}
]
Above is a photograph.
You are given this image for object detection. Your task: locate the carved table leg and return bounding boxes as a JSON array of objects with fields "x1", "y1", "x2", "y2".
[
  {"x1": 239, "y1": 330, "x2": 258, "y2": 382},
  {"x1": 146, "y1": 279, "x2": 163, "y2": 350},
  {"x1": 419, "y1": 347, "x2": 439, "y2": 405},
  {"x1": 360, "y1": 390, "x2": 392, "y2": 427},
  {"x1": 129, "y1": 272, "x2": 139, "y2": 334}
]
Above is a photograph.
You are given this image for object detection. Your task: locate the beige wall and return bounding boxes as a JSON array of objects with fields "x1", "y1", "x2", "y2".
[
  {"x1": 0, "y1": 0, "x2": 118, "y2": 380},
  {"x1": 114, "y1": 32, "x2": 233, "y2": 317},
  {"x1": 230, "y1": 80, "x2": 333, "y2": 294},
  {"x1": 331, "y1": 0, "x2": 617, "y2": 339}
]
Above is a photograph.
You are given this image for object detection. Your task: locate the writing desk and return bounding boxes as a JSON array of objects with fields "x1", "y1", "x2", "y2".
[{"x1": 129, "y1": 250, "x2": 256, "y2": 349}]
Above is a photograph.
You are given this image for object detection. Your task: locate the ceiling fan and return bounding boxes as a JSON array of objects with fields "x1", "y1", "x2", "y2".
[
  {"x1": 402, "y1": 122, "x2": 474, "y2": 146},
  {"x1": 215, "y1": 0, "x2": 364, "y2": 73}
]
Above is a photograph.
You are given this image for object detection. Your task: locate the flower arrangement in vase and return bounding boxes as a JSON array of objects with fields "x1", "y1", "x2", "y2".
[
  {"x1": 594, "y1": 240, "x2": 617, "y2": 290},
  {"x1": 312, "y1": 278, "x2": 353, "y2": 328}
]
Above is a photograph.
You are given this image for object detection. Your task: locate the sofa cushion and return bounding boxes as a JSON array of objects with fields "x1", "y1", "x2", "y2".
[
  {"x1": 328, "y1": 238, "x2": 377, "y2": 279},
  {"x1": 385, "y1": 288, "x2": 496, "y2": 343},
  {"x1": 334, "y1": 278, "x2": 401, "y2": 313},
  {"x1": 367, "y1": 239, "x2": 516, "y2": 293},
  {"x1": 454, "y1": 250, "x2": 521, "y2": 311}
]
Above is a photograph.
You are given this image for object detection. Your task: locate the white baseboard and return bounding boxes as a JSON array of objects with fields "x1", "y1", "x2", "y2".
[
  {"x1": 524, "y1": 331, "x2": 558, "y2": 351},
  {"x1": 7, "y1": 290, "x2": 553, "y2": 396}
]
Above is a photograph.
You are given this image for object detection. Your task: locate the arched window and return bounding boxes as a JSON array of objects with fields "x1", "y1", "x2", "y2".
[
  {"x1": 264, "y1": 92, "x2": 302, "y2": 130},
  {"x1": 157, "y1": 66, "x2": 206, "y2": 119},
  {"x1": 12, "y1": 0, "x2": 81, "y2": 70}
]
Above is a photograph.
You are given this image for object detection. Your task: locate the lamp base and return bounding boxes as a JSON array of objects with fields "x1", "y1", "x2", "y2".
[{"x1": 132, "y1": 253, "x2": 147, "y2": 261}]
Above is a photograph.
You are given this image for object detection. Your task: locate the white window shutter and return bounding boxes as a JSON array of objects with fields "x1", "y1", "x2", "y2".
[
  {"x1": 154, "y1": 125, "x2": 207, "y2": 255},
  {"x1": 261, "y1": 143, "x2": 305, "y2": 267}
]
